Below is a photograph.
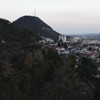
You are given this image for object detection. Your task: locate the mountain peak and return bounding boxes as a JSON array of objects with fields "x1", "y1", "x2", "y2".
[
  {"x1": 12, "y1": 15, "x2": 60, "y2": 40},
  {"x1": 13, "y1": 15, "x2": 52, "y2": 31}
]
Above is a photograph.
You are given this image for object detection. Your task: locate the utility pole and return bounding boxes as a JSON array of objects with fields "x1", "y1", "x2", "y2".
[{"x1": 34, "y1": 8, "x2": 36, "y2": 17}]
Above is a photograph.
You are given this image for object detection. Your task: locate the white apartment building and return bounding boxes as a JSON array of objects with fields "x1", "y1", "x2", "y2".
[{"x1": 59, "y1": 34, "x2": 71, "y2": 43}]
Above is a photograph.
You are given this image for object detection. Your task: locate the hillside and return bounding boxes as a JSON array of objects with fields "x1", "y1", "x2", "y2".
[
  {"x1": 12, "y1": 16, "x2": 60, "y2": 40},
  {"x1": 0, "y1": 21, "x2": 39, "y2": 43},
  {"x1": 0, "y1": 18, "x2": 41, "y2": 60},
  {"x1": 0, "y1": 18, "x2": 99, "y2": 100}
]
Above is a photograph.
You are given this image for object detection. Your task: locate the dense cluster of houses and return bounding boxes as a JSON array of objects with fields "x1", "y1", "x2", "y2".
[
  {"x1": 39, "y1": 34, "x2": 100, "y2": 78},
  {"x1": 40, "y1": 35, "x2": 100, "y2": 60}
]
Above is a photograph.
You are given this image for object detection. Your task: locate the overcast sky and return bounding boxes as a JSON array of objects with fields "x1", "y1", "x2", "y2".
[{"x1": 0, "y1": 0, "x2": 100, "y2": 34}]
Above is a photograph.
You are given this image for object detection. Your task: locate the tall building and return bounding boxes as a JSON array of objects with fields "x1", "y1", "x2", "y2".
[{"x1": 59, "y1": 35, "x2": 67, "y2": 43}]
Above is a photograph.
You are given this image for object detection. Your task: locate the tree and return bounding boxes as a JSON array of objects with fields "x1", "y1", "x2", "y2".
[{"x1": 77, "y1": 57, "x2": 97, "y2": 80}]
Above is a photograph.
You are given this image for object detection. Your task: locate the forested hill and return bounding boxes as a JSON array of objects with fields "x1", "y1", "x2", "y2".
[
  {"x1": 12, "y1": 16, "x2": 60, "y2": 40},
  {"x1": 0, "y1": 19, "x2": 11, "y2": 30},
  {"x1": 0, "y1": 18, "x2": 99, "y2": 100},
  {"x1": 0, "y1": 18, "x2": 41, "y2": 43},
  {"x1": 0, "y1": 18, "x2": 41, "y2": 60}
]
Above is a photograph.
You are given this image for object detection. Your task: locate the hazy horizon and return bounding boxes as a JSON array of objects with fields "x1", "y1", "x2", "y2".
[{"x1": 0, "y1": 0, "x2": 100, "y2": 34}]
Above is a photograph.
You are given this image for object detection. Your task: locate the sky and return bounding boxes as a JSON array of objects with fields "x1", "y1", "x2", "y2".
[{"x1": 0, "y1": 0, "x2": 100, "y2": 34}]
